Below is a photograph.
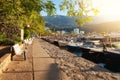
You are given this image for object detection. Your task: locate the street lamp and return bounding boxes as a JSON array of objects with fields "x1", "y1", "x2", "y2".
[{"x1": 27, "y1": 24, "x2": 30, "y2": 28}]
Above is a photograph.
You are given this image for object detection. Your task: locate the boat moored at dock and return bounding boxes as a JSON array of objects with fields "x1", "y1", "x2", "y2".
[{"x1": 66, "y1": 40, "x2": 83, "y2": 52}]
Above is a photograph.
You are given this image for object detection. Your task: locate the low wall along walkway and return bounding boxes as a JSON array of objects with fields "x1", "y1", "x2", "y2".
[
  {"x1": 0, "y1": 54, "x2": 11, "y2": 74},
  {"x1": 0, "y1": 46, "x2": 11, "y2": 75}
]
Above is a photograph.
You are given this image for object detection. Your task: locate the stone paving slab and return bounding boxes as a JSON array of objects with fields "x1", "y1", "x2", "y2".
[
  {"x1": 3, "y1": 59, "x2": 32, "y2": 72},
  {"x1": 34, "y1": 70, "x2": 60, "y2": 80},
  {"x1": 33, "y1": 58, "x2": 55, "y2": 71},
  {"x1": 34, "y1": 63, "x2": 60, "y2": 80},
  {"x1": 0, "y1": 72, "x2": 33, "y2": 80},
  {"x1": 32, "y1": 44, "x2": 50, "y2": 58}
]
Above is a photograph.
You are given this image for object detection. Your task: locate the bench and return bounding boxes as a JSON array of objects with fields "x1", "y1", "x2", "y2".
[
  {"x1": 11, "y1": 44, "x2": 26, "y2": 60},
  {"x1": 24, "y1": 38, "x2": 33, "y2": 45}
]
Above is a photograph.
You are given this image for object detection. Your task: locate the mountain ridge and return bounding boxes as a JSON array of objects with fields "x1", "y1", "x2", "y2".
[{"x1": 43, "y1": 15, "x2": 120, "y2": 32}]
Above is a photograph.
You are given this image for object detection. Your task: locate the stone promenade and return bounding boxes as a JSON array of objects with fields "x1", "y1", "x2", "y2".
[
  {"x1": 0, "y1": 39, "x2": 60, "y2": 80},
  {"x1": 0, "y1": 38, "x2": 120, "y2": 80}
]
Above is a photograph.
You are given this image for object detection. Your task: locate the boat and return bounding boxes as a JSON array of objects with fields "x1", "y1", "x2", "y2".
[
  {"x1": 58, "y1": 40, "x2": 67, "y2": 47},
  {"x1": 48, "y1": 38, "x2": 54, "y2": 44},
  {"x1": 80, "y1": 40, "x2": 101, "y2": 53},
  {"x1": 66, "y1": 40, "x2": 83, "y2": 52},
  {"x1": 81, "y1": 40, "x2": 105, "y2": 63},
  {"x1": 53, "y1": 39, "x2": 59, "y2": 46},
  {"x1": 104, "y1": 49, "x2": 120, "y2": 71}
]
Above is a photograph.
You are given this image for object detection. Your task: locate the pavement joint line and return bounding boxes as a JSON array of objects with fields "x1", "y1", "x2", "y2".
[
  {"x1": 3, "y1": 70, "x2": 58, "y2": 73},
  {"x1": 31, "y1": 44, "x2": 35, "y2": 80},
  {"x1": 32, "y1": 57, "x2": 52, "y2": 58},
  {"x1": 32, "y1": 57, "x2": 78, "y2": 58},
  {"x1": 3, "y1": 71, "x2": 32, "y2": 73},
  {"x1": 32, "y1": 56, "x2": 34, "y2": 80}
]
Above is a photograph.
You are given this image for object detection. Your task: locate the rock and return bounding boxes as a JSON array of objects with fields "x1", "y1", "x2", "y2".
[
  {"x1": 60, "y1": 71, "x2": 69, "y2": 80},
  {"x1": 111, "y1": 75, "x2": 120, "y2": 80}
]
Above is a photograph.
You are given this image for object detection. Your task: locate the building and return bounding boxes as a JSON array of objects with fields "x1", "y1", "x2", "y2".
[{"x1": 74, "y1": 28, "x2": 79, "y2": 34}]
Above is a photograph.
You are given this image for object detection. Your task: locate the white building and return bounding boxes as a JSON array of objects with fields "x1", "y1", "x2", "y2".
[
  {"x1": 80, "y1": 31, "x2": 85, "y2": 35},
  {"x1": 74, "y1": 28, "x2": 79, "y2": 34},
  {"x1": 45, "y1": 27, "x2": 50, "y2": 30}
]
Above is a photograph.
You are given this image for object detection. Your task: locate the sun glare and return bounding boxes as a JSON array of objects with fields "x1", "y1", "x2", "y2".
[{"x1": 92, "y1": 0, "x2": 120, "y2": 16}]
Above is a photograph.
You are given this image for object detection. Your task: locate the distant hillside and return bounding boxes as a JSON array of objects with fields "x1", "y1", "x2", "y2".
[
  {"x1": 43, "y1": 15, "x2": 120, "y2": 32},
  {"x1": 44, "y1": 15, "x2": 77, "y2": 27},
  {"x1": 86, "y1": 21, "x2": 120, "y2": 32},
  {"x1": 43, "y1": 15, "x2": 78, "y2": 32}
]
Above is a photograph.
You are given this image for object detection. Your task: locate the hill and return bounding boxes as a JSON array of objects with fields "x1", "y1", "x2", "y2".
[
  {"x1": 86, "y1": 21, "x2": 120, "y2": 32},
  {"x1": 43, "y1": 15, "x2": 120, "y2": 32},
  {"x1": 43, "y1": 15, "x2": 78, "y2": 32}
]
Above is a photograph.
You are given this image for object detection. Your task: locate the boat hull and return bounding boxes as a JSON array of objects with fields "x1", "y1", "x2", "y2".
[
  {"x1": 53, "y1": 40, "x2": 59, "y2": 46},
  {"x1": 104, "y1": 51, "x2": 120, "y2": 71},
  {"x1": 105, "y1": 51, "x2": 120, "y2": 62},
  {"x1": 81, "y1": 47, "x2": 105, "y2": 63},
  {"x1": 66, "y1": 45, "x2": 81, "y2": 52}
]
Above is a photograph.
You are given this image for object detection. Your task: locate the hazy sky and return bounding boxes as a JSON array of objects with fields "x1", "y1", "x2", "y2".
[
  {"x1": 41, "y1": 0, "x2": 67, "y2": 16},
  {"x1": 91, "y1": 0, "x2": 120, "y2": 23},
  {"x1": 41, "y1": 0, "x2": 120, "y2": 23}
]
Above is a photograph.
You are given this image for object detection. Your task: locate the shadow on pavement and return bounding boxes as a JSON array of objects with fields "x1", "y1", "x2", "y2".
[{"x1": 45, "y1": 63, "x2": 60, "y2": 80}]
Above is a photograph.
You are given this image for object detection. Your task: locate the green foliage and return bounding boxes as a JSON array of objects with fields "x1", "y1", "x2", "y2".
[
  {"x1": 44, "y1": 1, "x2": 56, "y2": 16},
  {"x1": 0, "y1": 32, "x2": 22, "y2": 45},
  {"x1": 0, "y1": 33, "x2": 14, "y2": 45},
  {"x1": 0, "y1": 0, "x2": 56, "y2": 38},
  {"x1": 24, "y1": 29, "x2": 30, "y2": 39},
  {"x1": 13, "y1": 34, "x2": 22, "y2": 44},
  {"x1": 0, "y1": 33, "x2": 6, "y2": 42},
  {"x1": 0, "y1": 39, "x2": 14, "y2": 45},
  {"x1": 0, "y1": 0, "x2": 56, "y2": 45},
  {"x1": 60, "y1": 0, "x2": 99, "y2": 26}
]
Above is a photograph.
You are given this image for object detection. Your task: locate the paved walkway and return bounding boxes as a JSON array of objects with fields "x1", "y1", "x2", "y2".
[{"x1": 0, "y1": 39, "x2": 60, "y2": 80}]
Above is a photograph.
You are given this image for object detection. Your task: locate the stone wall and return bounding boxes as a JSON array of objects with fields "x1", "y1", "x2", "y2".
[
  {"x1": 0, "y1": 46, "x2": 11, "y2": 74},
  {"x1": 0, "y1": 54, "x2": 11, "y2": 74}
]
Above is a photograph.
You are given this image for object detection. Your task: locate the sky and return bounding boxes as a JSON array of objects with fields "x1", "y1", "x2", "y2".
[
  {"x1": 41, "y1": 0, "x2": 67, "y2": 16},
  {"x1": 92, "y1": 0, "x2": 120, "y2": 21},
  {"x1": 41, "y1": 0, "x2": 120, "y2": 23}
]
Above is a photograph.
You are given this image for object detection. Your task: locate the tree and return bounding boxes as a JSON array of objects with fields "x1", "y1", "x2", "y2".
[
  {"x1": 60, "y1": 0, "x2": 99, "y2": 26},
  {"x1": 0, "y1": 0, "x2": 98, "y2": 43},
  {"x1": 0, "y1": 0, "x2": 56, "y2": 43}
]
